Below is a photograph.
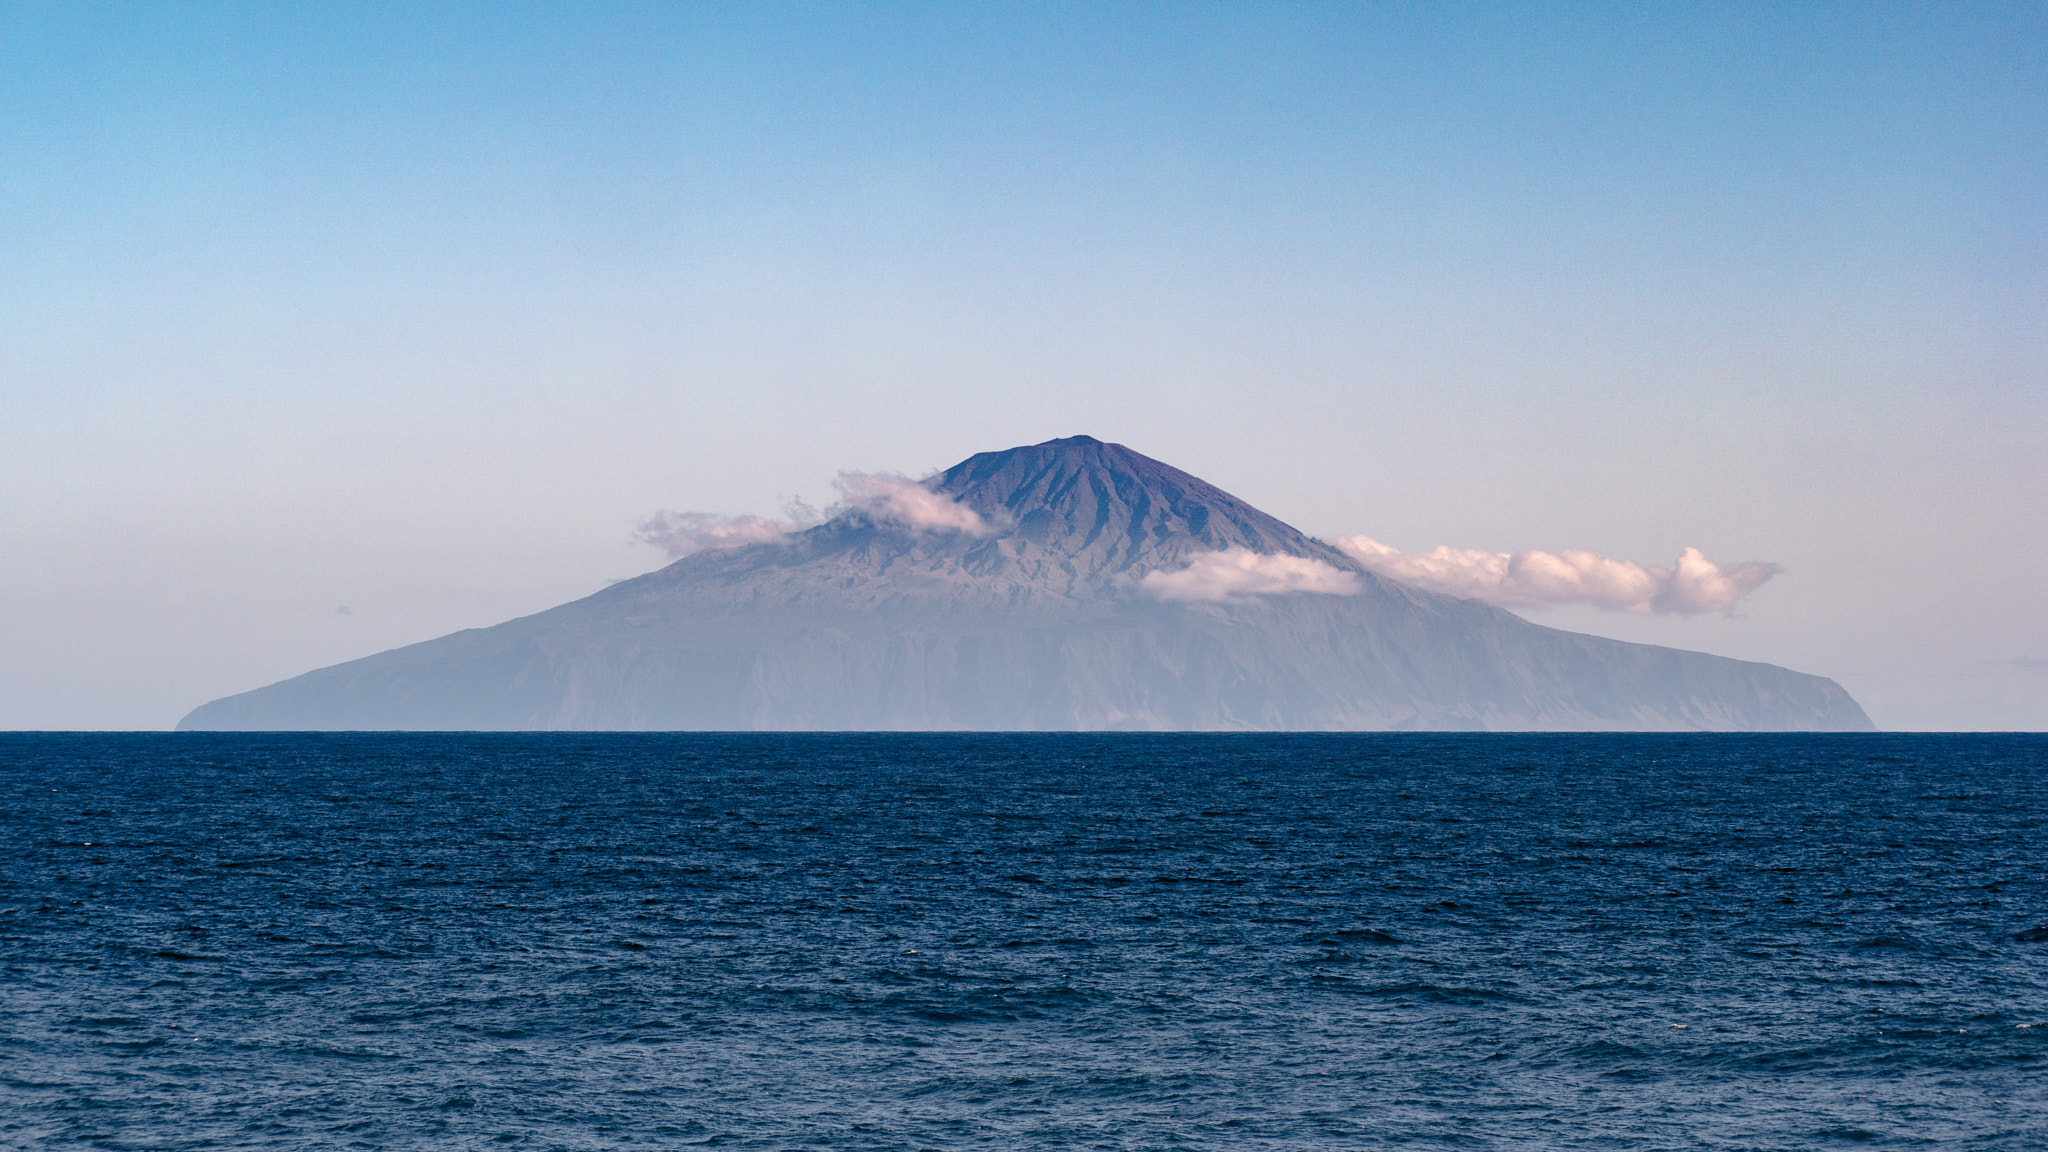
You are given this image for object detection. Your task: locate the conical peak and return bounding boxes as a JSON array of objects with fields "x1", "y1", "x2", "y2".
[{"x1": 927, "y1": 436, "x2": 1340, "y2": 572}]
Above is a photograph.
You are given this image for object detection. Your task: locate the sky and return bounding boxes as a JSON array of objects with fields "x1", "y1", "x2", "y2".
[{"x1": 3, "y1": 1, "x2": 2043, "y2": 730}]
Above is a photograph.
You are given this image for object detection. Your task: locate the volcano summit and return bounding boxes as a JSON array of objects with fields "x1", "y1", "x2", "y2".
[{"x1": 179, "y1": 436, "x2": 1872, "y2": 731}]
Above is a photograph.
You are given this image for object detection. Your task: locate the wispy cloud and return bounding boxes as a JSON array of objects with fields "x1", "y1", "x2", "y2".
[
  {"x1": 1332, "y1": 536, "x2": 1776, "y2": 615},
  {"x1": 637, "y1": 474, "x2": 985, "y2": 558},
  {"x1": 1140, "y1": 548, "x2": 1361, "y2": 602},
  {"x1": 635, "y1": 511, "x2": 797, "y2": 558},
  {"x1": 833, "y1": 472, "x2": 990, "y2": 535}
]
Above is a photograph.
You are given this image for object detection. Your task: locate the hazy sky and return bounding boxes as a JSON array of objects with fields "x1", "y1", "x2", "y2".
[{"x1": 4, "y1": 2, "x2": 2043, "y2": 730}]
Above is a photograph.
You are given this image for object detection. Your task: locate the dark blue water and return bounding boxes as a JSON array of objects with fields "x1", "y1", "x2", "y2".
[{"x1": 3, "y1": 734, "x2": 2045, "y2": 1149}]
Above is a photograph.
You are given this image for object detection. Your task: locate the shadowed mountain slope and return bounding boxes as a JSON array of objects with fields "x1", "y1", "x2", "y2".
[{"x1": 179, "y1": 436, "x2": 1873, "y2": 731}]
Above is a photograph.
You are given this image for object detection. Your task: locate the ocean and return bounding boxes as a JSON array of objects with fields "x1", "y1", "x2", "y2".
[{"x1": 2, "y1": 732, "x2": 2043, "y2": 1149}]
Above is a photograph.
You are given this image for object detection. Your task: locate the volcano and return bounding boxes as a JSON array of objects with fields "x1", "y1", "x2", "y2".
[{"x1": 178, "y1": 436, "x2": 1873, "y2": 731}]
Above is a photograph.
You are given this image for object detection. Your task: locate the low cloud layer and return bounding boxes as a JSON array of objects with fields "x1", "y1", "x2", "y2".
[
  {"x1": 636, "y1": 511, "x2": 796, "y2": 558},
  {"x1": 1140, "y1": 548, "x2": 1362, "y2": 602},
  {"x1": 1333, "y1": 536, "x2": 1777, "y2": 615},
  {"x1": 834, "y1": 472, "x2": 990, "y2": 535},
  {"x1": 638, "y1": 474, "x2": 985, "y2": 558}
]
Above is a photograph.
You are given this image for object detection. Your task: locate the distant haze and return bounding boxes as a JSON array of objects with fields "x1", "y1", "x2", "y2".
[
  {"x1": 2, "y1": 4, "x2": 2042, "y2": 729},
  {"x1": 179, "y1": 437, "x2": 1873, "y2": 733}
]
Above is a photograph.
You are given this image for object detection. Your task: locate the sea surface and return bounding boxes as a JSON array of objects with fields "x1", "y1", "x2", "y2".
[{"x1": 2, "y1": 733, "x2": 2044, "y2": 1150}]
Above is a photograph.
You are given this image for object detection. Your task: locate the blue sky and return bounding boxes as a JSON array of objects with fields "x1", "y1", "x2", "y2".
[{"x1": 3, "y1": 2, "x2": 2043, "y2": 728}]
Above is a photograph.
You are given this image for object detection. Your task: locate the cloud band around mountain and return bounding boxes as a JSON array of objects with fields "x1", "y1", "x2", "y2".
[
  {"x1": 833, "y1": 472, "x2": 991, "y2": 535},
  {"x1": 637, "y1": 473, "x2": 988, "y2": 557},
  {"x1": 1332, "y1": 535, "x2": 1777, "y2": 615},
  {"x1": 635, "y1": 511, "x2": 794, "y2": 558},
  {"x1": 635, "y1": 471, "x2": 1773, "y2": 618},
  {"x1": 1139, "y1": 548, "x2": 1361, "y2": 602}
]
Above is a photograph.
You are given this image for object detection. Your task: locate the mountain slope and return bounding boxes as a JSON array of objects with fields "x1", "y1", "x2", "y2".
[{"x1": 179, "y1": 436, "x2": 1873, "y2": 731}]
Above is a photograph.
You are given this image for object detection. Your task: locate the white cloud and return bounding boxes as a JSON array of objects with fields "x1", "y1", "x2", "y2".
[
  {"x1": 1332, "y1": 536, "x2": 1777, "y2": 615},
  {"x1": 636, "y1": 511, "x2": 793, "y2": 558},
  {"x1": 636, "y1": 475, "x2": 983, "y2": 558},
  {"x1": 1140, "y1": 548, "x2": 1362, "y2": 602},
  {"x1": 833, "y1": 472, "x2": 990, "y2": 535}
]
